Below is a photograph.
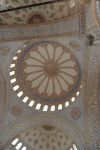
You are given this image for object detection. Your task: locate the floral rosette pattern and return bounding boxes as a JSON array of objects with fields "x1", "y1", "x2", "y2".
[{"x1": 10, "y1": 41, "x2": 81, "y2": 111}]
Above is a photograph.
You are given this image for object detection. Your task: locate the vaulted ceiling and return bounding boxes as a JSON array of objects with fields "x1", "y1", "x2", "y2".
[{"x1": 0, "y1": 0, "x2": 79, "y2": 25}]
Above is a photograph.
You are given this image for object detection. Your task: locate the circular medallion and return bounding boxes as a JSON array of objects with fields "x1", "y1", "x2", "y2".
[
  {"x1": 0, "y1": 46, "x2": 10, "y2": 55},
  {"x1": 10, "y1": 41, "x2": 81, "y2": 111},
  {"x1": 44, "y1": 62, "x2": 59, "y2": 76},
  {"x1": 11, "y1": 105, "x2": 22, "y2": 116},
  {"x1": 28, "y1": 14, "x2": 45, "y2": 24},
  {"x1": 71, "y1": 107, "x2": 81, "y2": 120},
  {"x1": 69, "y1": 41, "x2": 81, "y2": 51}
]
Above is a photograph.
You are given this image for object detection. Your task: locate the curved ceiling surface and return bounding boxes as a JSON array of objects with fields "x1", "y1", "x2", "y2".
[
  {"x1": 12, "y1": 125, "x2": 78, "y2": 150},
  {"x1": 0, "y1": 1, "x2": 78, "y2": 25},
  {"x1": 10, "y1": 41, "x2": 81, "y2": 111}
]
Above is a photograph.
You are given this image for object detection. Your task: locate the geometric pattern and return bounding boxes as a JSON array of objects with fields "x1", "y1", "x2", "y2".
[
  {"x1": 0, "y1": 1, "x2": 68, "y2": 25},
  {"x1": 79, "y1": 3, "x2": 86, "y2": 37},
  {"x1": 0, "y1": 14, "x2": 79, "y2": 42},
  {"x1": 12, "y1": 126, "x2": 77, "y2": 150},
  {"x1": 10, "y1": 41, "x2": 81, "y2": 111}
]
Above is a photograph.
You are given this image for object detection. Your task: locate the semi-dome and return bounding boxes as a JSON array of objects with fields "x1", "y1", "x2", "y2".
[{"x1": 12, "y1": 125, "x2": 78, "y2": 150}]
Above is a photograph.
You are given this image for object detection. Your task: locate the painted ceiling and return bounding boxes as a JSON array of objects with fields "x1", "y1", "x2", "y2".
[
  {"x1": 11, "y1": 125, "x2": 78, "y2": 150},
  {"x1": 0, "y1": 1, "x2": 79, "y2": 25},
  {"x1": 1, "y1": 0, "x2": 100, "y2": 149},
  {"x1": 0, "y1": 0, "x2": 54, "y2": 10},
  {"x1": 10, "y1": 40, "x2": 82, "y2": 111}
]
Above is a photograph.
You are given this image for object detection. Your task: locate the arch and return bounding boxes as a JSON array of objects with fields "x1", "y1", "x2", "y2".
[{"x1": 0, "y1": 114, "x2": 85, "y2": 149}]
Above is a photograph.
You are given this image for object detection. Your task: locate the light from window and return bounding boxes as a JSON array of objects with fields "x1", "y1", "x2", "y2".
[
  {"x1": 17, "y1": 50, "x2": 21, "y2": 53},
  {"x1": 69, "y1": 0, "x2": 75, "y2": 8},
  {"x1": 29, "y1": 100, "x2": 34, "y2": 107},
  {"x1": 22, "y1": 96, "x2": 29, "y2": 103},
  {"x1": 11, "y1": 78, "x2": 16, "y2": 83},
  {"x1": 13, "y1": 85, "x2": 19, "y2": 91},
  {"x1": 10, "y1": 64, "x2": 15, "y2": 68},
  {"x1": 50, "y1": 105, "x2": 55, "y2": 111},
  {"x1": 35, "y1": 103, "x2": 41, "y2": 110},
  {"x1": 73, "y1": 144, "x2": 78, "y2": 150},
  {"x1": 13, "y1": 56, "x2": 17, "y2": 60},
  {"x1": 65, "y1": 101, "x2": 69, "y2": 107},
  {"x1": 23, "y1": 45, "x2": 26, "y2": 47},
  {"x1": 16, "y1": 143, "x2": 22, "y2": 150},
  {"x1": 76, "y1": 91, "x2": 79, "y2": 96},
  {"x1": 22, "y1": 147, "x2": 27, "y2": 150},
  {"x1": 10, "y1": 71, "x2": 15, "y2": 76},
  {"x1": 12, "y1": 138, "x2": 19, "y2": 145},
  {"x1": 58, "y1": 104, "x2": 62, "y2": 110},
  {"x1": 17, "y1": 91, "x2": 23, "y2": 97},
  {"x1": 71, "y1": 97, "x2": 75, "y2": 102},
  {"x1": 43, "y1": 105, "x2": 48, "y2": 111}
]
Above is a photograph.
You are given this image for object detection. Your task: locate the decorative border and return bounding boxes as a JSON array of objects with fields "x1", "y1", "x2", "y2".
[
  {"x1": 84, "y1": 46, "x2": 100, "y2": 150},
  {"x1": 79, "y1": 3, "x2": 86, "y2": 37},
  {"x1": 0, "y1": 15, "x2": 79, "y2": 42}
]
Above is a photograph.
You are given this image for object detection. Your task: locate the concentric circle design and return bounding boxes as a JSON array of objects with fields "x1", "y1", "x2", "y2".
[
  {"x1": 10, "y1": 41, "x2": 81, "y2": 111},
  {"x1": 44, "y1": 62, "x2": 59, "y2": 76}
]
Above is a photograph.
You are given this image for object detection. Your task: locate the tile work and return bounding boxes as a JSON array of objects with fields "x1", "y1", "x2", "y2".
[{"x1": 0, "y1": 14, "x2": 79, "y2": 42}]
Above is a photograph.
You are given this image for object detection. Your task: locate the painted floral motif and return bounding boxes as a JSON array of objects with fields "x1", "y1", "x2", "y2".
[
  {"x1": 49, "y1": 13, "x2": 56, "y2": 18},
  {"x1": 11, "y1": 105, "x2": 22, "y2": 116},
  {"x1": 10, "y1": 41, "x2": 81, "y2": 112},
  {"x1": 71, "y1": 107, "x2": 81, "y2": 120},
  {"x1": 1, "y1": 13, "x2": 12, "y2": 19},
  {"x1": 58, "y1": 5, "x2": 65, "y2": 12},
  {"x1": 15, "y1": 17, "x2": 23, "y2": 22},
  {"x1": 49, "y1": 4, "x2": 54, "y2": 10},
  {"x1": 28, "y1": 14, "x2": 45, "y2": 24},
  {"x1": 69, "y1": 41, "x2": 81, "y2": 51},
  {"x1": 0, "y1": 46, "x2": 10, "y2": 55},
  {"x1": 23, "y1": 42, "x2": 79, "y2": 98},
  {"x1": 17, "y1": 126, "x2": 74, "y2": 150}
]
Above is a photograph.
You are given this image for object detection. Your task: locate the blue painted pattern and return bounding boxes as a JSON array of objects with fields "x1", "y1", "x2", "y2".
[{"x1": 17, "y1": 41, "x2": 81, "y2": 103}]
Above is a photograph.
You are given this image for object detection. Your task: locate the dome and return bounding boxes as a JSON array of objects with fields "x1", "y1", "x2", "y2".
[
  {"x1": 12, "y1": 125, "x2": 78, "y2": 150},
  {"x1": 10, "y1": 41, "x2": 81, "y2": 111}
]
